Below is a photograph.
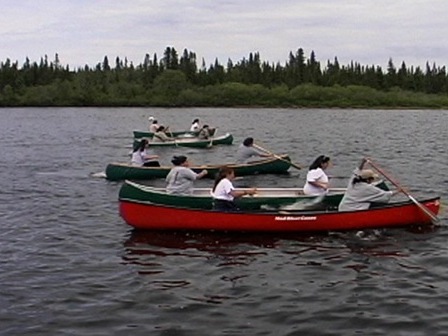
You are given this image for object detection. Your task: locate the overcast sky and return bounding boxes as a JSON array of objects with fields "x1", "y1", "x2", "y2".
[{"x1": 1, "y1": 0, "x2": 447, "y2": 70}]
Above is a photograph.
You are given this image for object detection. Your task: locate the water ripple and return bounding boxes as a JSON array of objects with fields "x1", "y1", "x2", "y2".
[{"x1": 0, "y1": 108, "x2": 447, "y2": 335}]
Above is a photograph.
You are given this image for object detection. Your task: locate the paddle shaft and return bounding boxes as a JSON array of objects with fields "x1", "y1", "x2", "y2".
[
  {"x1": 368, "y1": 159, "x2": 439, "y2": 223},
  {"x1": 165, "y1": 127, "x2": 178, "y2": 146},
  {"x1": 253, "y1": 144, "x2": 302, "y2": 170}
]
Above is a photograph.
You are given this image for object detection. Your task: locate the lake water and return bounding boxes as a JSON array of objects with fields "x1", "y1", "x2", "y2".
[{"x1": 0, "y1": 107, "x2": 447, "y2": 336}]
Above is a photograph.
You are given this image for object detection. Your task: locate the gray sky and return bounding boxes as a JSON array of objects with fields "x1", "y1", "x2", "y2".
[{"x1": 2, "y1": 0, "x2": 447, "y2": 70}]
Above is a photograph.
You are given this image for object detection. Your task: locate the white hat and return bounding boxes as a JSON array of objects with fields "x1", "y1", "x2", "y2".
[{"x1": 148, "y1": 116, "x2": 154, "y2": 121}]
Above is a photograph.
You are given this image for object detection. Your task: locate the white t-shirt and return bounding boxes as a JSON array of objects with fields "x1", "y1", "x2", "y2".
[
  {"x1": 190, "y1": 122, "x2": 199, "y2": 131},
  {"x1": 149, "y1": 123, "x2": 159, "y2": 133},
  {"x1": 303, "y1": 168, "x2": 329, "y2": 195},
  {"x1": 212, "y1": 178, "x2": 234, "y2": 201},
  {"x1": 131, "y1": 150, "x2": 145, "y2": 166}
]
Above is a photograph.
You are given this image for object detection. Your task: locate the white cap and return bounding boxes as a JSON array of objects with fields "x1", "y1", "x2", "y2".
[{"x1": 148, "y1": 116, "x2": 154, "y2": 121}]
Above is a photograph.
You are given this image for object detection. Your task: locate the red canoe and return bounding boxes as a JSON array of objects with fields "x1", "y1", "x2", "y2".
[{"x1": 119, "y1": 197, "x2": 441, "y2": 232}]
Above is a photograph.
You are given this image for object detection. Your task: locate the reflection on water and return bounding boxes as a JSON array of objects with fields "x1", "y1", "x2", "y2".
[
  {"x1": 119, "y1": 226, "x2": 442, "y2": 328},
  {"x1": 122, "y1": 230, "x2": 289, "y2": 268},
  {"x1": 122, "y1": 227, "x2": 436, "y2": 273}
]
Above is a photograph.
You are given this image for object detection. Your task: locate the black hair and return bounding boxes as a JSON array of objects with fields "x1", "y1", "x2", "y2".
[
  {"x1": 212, "y1": 166, "x2": 234, "y2": 192},
  {"x1": 308, "y1": 155, "x2": 330, "y2": 170},
  {"x1": 352, "y1": 176, "x2": 365, "y2": 185},
  {"x1": 243, "y1": 137, "x2": 254, "y2": 147},
  {"x1": 352, "y1": 174, "x2": 374, "y2": 185},
  {"x1": 192, "y1": 118, "x2": 199, "y2": 124},
  {"x1": 171, "y1": 155, "x2": 187, "y2": 166},
  {"x1": 156, "y1": 125, "x2": 165, "y2": 132},
  {"x1": 133, "y1": 139, "x2": 148, "y2": 152}
]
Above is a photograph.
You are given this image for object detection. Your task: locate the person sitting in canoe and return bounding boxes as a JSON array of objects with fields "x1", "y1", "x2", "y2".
[
  {"x1": 152, "y1": 126, "x2": 173, "y2": 142},
  {"x1": 166, "y1": 155, "x2": 208, "y2": 195},
  {"x1": 236, "y1": 137, "x2": 272, "y2": 163},
  {"x1": 338, "y1": 158, "x2": 401, "y2": 211},
  {"x1": 131, "y1": 139, "x2": 160, "y2": 167},
  {"x1": 198, "y1": 125, "x2": 212, "y2": 140},
  {"x1": 190, "y1": 118, "x2": 200, "y2": 131},
  {"x1": 148, "y1": 117, "x2": 160, "y2": 133},
  {"x1": 211, "y1": 167, "x2": 256, "y2": 211},
  {"x1": 303, "y1": 155, "x2": 331, "y2": 195}
]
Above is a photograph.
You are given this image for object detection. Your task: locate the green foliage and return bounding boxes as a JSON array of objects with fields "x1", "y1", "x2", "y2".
[
  {"x1": 153, "y1": 70, "x2": 188, "y2": 98},
  {"x1": 1, "y1": 48, "x2": 448, "y2": 108}
]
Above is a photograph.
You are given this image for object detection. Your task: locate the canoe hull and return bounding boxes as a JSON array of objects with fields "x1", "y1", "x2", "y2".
[
  {"x1": 119, "y1": 197, "x2": 441, "y2": 232},
  {"x1": 134, "y1": 129, "x2": 216, "y2": 139},
  {"x1": 105, "y1": 155, "x2": 292, "y2": 181},
  {"x1": 133, "y1": 133, "x2": 233, "y2": 148}
]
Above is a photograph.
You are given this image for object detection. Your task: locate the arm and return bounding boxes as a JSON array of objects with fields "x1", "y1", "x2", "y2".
[
  {"x1": 249, "y1": 147, "x2": 271, "y2": 159},
  {"x1": 183, "y1": 168, "x2": 208, "y2": 180},
  {"x1": 307, "y1": 180, "x2": 329, "y2": 190},
  {"x1": 153, "y1": 130, "x2": 172, "y2": 142},
  {"x1": 348, "y1": 158, "x2": 369, "y2": 183},
  {"x1": 363, "y1": 185, "x2": 395, "y2": 203},
  {"x1": 358, "y1": 157, "x2": 369, "y2": 170},
  {"x1": 196, "y1": 169, "x2": 208, "y2": 179},
  {"x1": 230, "y1": 188, "x2": 257, "y2": 198},
  {"x1": 161, "y1": 132, "x2": 172, "y2": 141},
  {"x1": 144, "y1": 154, "x2": 159, "y2": 160}
]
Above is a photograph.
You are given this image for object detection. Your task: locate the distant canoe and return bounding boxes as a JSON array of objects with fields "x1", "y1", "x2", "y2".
[
  {"x1": 133, "y1": 128, "x2": 216, "y2": 139},
  {"x1": 133, "y1": 133, "x2": 233, "y2": 148},
  {"x1": 105, "y1": 155, "x2": 292, "y2": 181},
  {"x1": 119, "y1": 180, "x2": 355, "y2": 211}
]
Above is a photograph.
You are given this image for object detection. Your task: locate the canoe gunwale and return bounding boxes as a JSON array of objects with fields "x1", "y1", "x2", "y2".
[
  {"x1": 120, "y1": 196, "x2": 440, "y2": 215},
  {"x1": 135, "y1": 133, "x2": 233, "y2": 148},
  {"x1": 123, "y1": 179, "x2": 349, "y2": 197}
]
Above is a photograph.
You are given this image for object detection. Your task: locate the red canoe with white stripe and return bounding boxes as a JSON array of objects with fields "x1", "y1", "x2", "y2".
[{"x1": 119, "y1": 197, "x2": 441, "y2": 232}]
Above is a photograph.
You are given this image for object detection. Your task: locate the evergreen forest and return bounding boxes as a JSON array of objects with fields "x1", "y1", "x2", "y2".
[{"x1": 1, "y1": 46, "x2": 448, "y2": 108}]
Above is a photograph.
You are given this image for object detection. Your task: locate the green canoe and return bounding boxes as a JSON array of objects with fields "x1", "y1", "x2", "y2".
[
  {"x1": 105, "y1": 155, "x2": 292, "y2": 181},
  {"x1": 119, "y1": 180, "x2": 353, "y2": 210},
  {"x1": 133, "y1": 133, "x2": 233, "y2": 149},
  {"x1": 133, "y1": 128, "x2": 216, "y2": 139}
]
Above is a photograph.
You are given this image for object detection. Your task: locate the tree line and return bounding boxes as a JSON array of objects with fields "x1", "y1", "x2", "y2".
[{"x1": 1, "y1": 46, "x2": 448, "y2": 108}]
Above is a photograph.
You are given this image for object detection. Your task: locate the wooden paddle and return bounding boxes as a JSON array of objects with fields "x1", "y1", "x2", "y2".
[
  {"x1": 253, "y1": 143, "x2": 303, "y2": 170},
  {"x1": 367, "y1": 159, "x2": 440, "y2": 223}
]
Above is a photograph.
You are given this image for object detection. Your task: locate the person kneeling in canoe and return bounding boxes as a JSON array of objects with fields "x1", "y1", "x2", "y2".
[
  {"x1": 166, "y1": 155, "x2": 208, "y2": 195},
  {"x1": 198, "y1": 125, "x2": 212, "y2": 140},
  {"x1": 236, "y1": 137, "x2": 272, "y2": 163},
  {"x1": 303, "y1": 155, "x2": 331, "y2": 195},
  {"x1": 153, "y1": 126, "x2": 173, "y2": 142},
  {"x1": 211, "y1": 167, "x2": 257, "y2": 211},
  {"x1": 131, "y1": 139, "x2": 160, "y2": 167},
  {"x1": 338, "y1": 158, "x2": 401, "y2": 212},
  {"x1": 148, "y1": 117, "x2": 160, "y2": 133},
  {"x1": 190, "y1": 118, "x2": 200, "y2": 131}
]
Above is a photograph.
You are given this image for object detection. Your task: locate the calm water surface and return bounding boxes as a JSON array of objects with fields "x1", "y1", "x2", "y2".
[{"x1": 0, "y1": 107, "x2": 447, "y2": 336}]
